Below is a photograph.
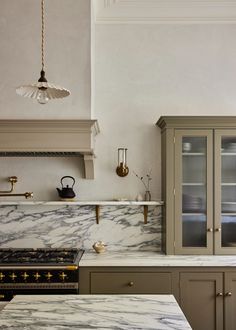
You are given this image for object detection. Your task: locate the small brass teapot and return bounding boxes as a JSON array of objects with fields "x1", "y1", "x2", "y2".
[{"x1": 56, "y1": 176, "x2": 76, "y2": 200}]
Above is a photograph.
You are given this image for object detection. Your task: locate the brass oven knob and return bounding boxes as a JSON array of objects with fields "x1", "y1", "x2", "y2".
[
  {"x1": 33, "y1": 272, "x2": 41, "y2": 281},
  {"x1": 45, "y1": 272, "x2": 53, "y2": 280},
  {"x1": 21, "y1": 272, "x2": 29, "y2": 281},
  {"x1": 59, "y1": 272, "x2": 67, "y2": 281},
  {"x1": 128, "y1": 281, "x2": 134, "y2": 287},
  {"x1": 0, "y1": 272, "x2": 5, "y2": 281},
  {"x1": 9, "y1": 273, "x2": 17, "y2": 281}
]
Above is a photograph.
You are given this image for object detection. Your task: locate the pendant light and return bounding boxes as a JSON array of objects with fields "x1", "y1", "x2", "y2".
[{"x1": 16, "y1": 0, "x2": 70, "y2": 104}]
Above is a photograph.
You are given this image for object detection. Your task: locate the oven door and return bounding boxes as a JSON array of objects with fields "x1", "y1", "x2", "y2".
[{"x1": 0, "y1": 288, "x2": 79, "y2": 302}]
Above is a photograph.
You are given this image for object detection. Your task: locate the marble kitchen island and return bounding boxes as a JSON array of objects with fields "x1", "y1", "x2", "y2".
[{"x1": 0, "y1": 294, "x2": 191, "y2": 330}]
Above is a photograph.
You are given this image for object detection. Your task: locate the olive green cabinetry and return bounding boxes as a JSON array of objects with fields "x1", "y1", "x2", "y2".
[
  {"x1": 157, "y1": 116, "x2": 236, "y2": 255},
  {"x1": 180, "y1": 270, "x2": 236, "y2": 330},
  {"x1": 79, "y1": 267, "x2": 179, "y2": 298},
  {"x1": 180, "y1": 272, "x2": 223, "y2": 330},
  {"x1": 224, "y1": 272, "x2": 236, "y2": 330}
]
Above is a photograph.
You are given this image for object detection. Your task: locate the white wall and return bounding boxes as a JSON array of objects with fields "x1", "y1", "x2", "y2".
[
  {"x1": 0, "y1": 0, "x2": 91, "y2": 119},
  {"x1": 92, "y1": 23, "x2": 236, "y2": 200},
  {"x1": 1, "y1": 0, "x2": 236, "y2": 201}
]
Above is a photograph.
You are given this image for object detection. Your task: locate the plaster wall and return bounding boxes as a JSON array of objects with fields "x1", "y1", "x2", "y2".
[
  {"x1": 0, "y1": 0, "x2": 91, "y2": 120},
  {"x1": 1, "y1": 1, "x2": 236, "y2": 202}
]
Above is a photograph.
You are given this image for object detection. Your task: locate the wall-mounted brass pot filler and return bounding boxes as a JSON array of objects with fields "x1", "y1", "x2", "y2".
[{"x1": 0, "y1": 176, "x2": 33, "y2": 199}]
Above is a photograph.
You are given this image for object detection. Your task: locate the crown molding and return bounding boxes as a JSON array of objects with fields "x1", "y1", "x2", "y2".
[{"x1": 93, "y1": 0, "x2": 236, "y2": 23}]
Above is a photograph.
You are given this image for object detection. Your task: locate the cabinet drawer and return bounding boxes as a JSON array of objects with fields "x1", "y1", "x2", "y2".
[{"x1": 90, "y1": 272, "x2": 172, "y2": 294}]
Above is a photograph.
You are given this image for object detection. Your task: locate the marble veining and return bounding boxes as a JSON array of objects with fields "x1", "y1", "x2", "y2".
[
  {"x1": 81, "y1": 251, "x2": 236, "y2": 267},
  {"x1": 0, "y1": 294, "x2": 192, "y2": 330},
  {"x1": 0, "y1": 205, "x2": 161, "y2": 251}
]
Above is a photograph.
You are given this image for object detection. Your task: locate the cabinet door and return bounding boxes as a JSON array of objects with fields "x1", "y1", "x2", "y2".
[
  {"x1": 224, "y1": 272, "x2": 236, "y2": 330},
  {"x1": 90, "y1": 272, "x2": 172, "y2": 294},
  {"x1": 175, "y1": 130, "x2": 213, "y2": 254},
  {"x1": 180, "y1": 272, "x2": 223, "y2": 330},
  {"x1": 215, "y1": 130, "x2": 236, "y2": 254}
]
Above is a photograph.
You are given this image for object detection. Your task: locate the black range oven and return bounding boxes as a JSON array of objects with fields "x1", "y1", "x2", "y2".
[{"x1": 0, "y1": 248, "x2": 84, "y2": 301}]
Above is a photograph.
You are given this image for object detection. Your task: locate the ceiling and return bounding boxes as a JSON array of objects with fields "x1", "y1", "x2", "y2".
[{"x1": 93, "y1": 0, "x2": 236, "y2": 24}]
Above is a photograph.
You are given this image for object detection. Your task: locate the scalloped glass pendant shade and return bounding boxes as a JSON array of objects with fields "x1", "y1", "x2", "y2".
[
  {"x1": 16, "y1": 0, "x2": 70, "y2": 105},
  {"x1": 16, "y1": 81, "x2": 70, "y2": 104}
]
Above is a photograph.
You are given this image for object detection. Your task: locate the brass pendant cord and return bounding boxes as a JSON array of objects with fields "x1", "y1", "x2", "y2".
[
  {"x1": 15, "y1": 0, "x2": 70, "y2": 100},
  {"x1": 41, "y1": 0, "x2": 45, "y2": 71}
]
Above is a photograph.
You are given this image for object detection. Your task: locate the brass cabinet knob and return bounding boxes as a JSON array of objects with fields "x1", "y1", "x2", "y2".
[
  {"x1": 217, "y1": 292, "x2": 223, "y2": 297},
  {"x1": 0, "y1": 294, "x2": 5, "y2": 299},
  {"x1": 225, "y1": 292, "x2": 232, "y2": 297},
  {"x1": 215, "y1": 228, "x2": 221, "y2": 232},
  {"x1": 128, "y1": 281, "x2": 134, "y2": 287},
  {"x1": 207, "y1": 228, "x2": 213, "y2": 232}
]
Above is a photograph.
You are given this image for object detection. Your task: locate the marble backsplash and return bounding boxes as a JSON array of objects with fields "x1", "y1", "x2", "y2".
[{"x1": 0, "y1": 205, "x2": 162, "y2": 251}]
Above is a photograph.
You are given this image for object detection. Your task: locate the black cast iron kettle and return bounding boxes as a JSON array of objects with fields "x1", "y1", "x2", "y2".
[{"x1": 57, "y1": 176, "x2": 76, "y2": 199}]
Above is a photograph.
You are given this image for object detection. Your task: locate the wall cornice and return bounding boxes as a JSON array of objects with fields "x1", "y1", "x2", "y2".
[{"x1": 93, "y1": 0, "x2": 236, "y2": 23}]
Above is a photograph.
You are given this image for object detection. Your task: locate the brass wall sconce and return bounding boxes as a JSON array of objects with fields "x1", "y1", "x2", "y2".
[
  {"x1": 116, "y1": 148, "x2": 129, "y2": 177},
  {"x1": 0, "y1": 176, "x2": 33, "y2": 199}
]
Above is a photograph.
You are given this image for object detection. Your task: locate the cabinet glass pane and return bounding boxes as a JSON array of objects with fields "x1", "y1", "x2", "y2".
[
  {"x1": 182, "y1": 136, "x2": 207, "y2": 247},
  {"x1": 221, "y1": 137, "x2": 236, "y2": 247}
]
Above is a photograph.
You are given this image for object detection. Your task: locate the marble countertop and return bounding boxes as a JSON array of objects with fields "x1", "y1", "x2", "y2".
[
  {"x1": 0, "y1": 200, "x2": 163, "y2": 206},
  {"x1": 0, "y1": 294, "x2": 191, "y2": 330},
  {"x1": 80, "y1": 250, "x2": 236, "y2": 267}
]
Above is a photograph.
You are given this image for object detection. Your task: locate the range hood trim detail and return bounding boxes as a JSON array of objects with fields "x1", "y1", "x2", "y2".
[{"x1": 0, "y1": 120, "x2": 100, "y2": 180}]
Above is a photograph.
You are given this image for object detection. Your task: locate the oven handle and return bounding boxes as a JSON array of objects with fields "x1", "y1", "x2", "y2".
[{"x1": 0, "y1": 265, "x2": 78, "y2": 270}]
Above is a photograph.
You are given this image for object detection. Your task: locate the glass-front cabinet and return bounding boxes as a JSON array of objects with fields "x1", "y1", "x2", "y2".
[
  {"x1": 157, "y1": 116, "x2": 236, "y2": 255},
  {"x1": 215, "y1": 131, "x2": 236, "y2": 254},
  {"x1": 175, "y1": 130, "x2": 213, "y2": 254}
]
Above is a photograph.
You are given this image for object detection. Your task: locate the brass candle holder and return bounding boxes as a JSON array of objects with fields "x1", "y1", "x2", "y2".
[{"x1": 116, "y1": 148, "x2": 129, "y2": 177}]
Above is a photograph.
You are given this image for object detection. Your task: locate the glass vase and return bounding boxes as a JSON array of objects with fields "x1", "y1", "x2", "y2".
[{"x1": 145, "y1": 190, "x2": 151, "y2": 201}]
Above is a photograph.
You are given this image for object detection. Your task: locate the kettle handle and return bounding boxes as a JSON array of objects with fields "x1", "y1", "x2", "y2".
[{"x1": 61, "y1": 176, "x2": 75, "y2": 188}]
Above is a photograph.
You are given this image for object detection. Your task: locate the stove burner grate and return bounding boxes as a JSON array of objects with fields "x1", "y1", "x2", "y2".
[{"x1": 0, "y1": 248, "x2": 82, "y2": 265}]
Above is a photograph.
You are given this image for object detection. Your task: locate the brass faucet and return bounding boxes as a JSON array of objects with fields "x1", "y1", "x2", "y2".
[{"x1": 0, "y1": 176, "x2": 33, "y2": 199}]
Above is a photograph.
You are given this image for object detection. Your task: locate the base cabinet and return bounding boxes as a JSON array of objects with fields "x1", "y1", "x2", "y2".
[
  {"x1": 79, "y1": 267, "x2": 178, "y2": 297},
  {"x1": 180, "y1": 272, "x2": 223, "y2": 330},
  {"x1": 225, "y1": 273, "x2": 236, "y2": 330},
  {"x1": 180, "y1": 271, "x2": 236, "y2": 330},
  {"x1": 0, "y1": 302, "x2": 7, "y2": 311}
]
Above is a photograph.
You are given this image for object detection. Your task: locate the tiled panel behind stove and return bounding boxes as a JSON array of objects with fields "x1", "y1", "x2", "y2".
[{"x1": 0, "y1": 205, "x2": 161, "y2": 251}]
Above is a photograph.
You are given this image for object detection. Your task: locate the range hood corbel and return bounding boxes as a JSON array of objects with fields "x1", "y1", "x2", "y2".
[{"x1": 0, "y1": 120, "x2": 100, "y2": 179}]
